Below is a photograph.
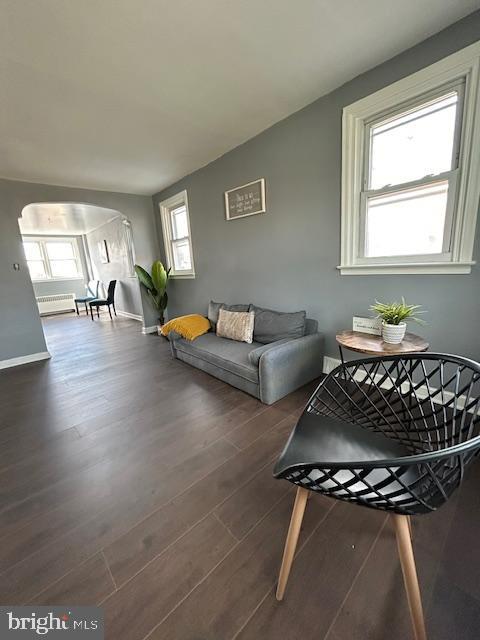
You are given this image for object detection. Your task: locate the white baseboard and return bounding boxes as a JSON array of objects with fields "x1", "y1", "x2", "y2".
[
  {"x1": 116, "y1": 310, "x2": 143, "y2": 322},
  {"x1": 115, "y1": 310, "x2": 157, "y2": 334},
  {"x1": 142, "y1": 325, "x2": 158, "y2": 335},
  {"x1": 321, "y1": 354, "x2": 470, "y2": 411},
  {"x1": 323, "y1": 356, "x2": 341, "y2": 374},
  {"x1": 0, "y1": 351, "x2": 51, "y2": 370}
]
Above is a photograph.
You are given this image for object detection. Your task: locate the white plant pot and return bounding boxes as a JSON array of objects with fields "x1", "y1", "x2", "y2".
[{"x1": 382, "y1": 322, "x2": 406, "y2": 345}]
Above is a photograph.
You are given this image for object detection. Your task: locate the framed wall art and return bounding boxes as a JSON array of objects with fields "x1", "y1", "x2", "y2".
[
  {"x1": 224, "y1": 178, "x2": 266, "y2": 221},
  {"x1": 98, "y1": 239, "x2": 109, "y2": 264}
]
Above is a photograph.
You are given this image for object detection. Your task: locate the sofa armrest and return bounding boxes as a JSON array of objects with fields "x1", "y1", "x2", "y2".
[
  {"x1": 166, "y1": 330, "x2": 182, "y2": 356},
  {"x1": 258, "y1": 332, "x2": 324, "y2": 405},
  {"x1": 166, "y1": 330, "x2": 182, "y2": 342},
  {"x1": 248, "y1": 338, "x2": 292, "y2": 367}
]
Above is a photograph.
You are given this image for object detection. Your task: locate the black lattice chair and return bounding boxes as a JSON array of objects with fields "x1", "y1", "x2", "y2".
[{"x1": 274, "y1": 353, "x2": 480, "y2": 640}]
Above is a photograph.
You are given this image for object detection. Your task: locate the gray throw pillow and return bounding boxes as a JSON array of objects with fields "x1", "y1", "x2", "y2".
[
  {"x1": 251, "y1": 305, "x2": 306, "y2": 344},
  {"x1": 207, "y1": 301, "x2": 250, "y2": 330},
  {"x1": 207, "y1": 301, "x2": 223, "y2": 330}
]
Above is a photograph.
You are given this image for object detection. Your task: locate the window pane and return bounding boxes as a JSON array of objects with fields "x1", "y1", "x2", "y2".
[
  {"x1": 369, "y1": 93, "x2": 458, "y2": 189},
  {"x1": 45, "y1": 241, "x2": 75, "y2": 260},
  {"x1": 365, "y1": 181, "x2": 448, "y2": 257},
  {"x1": 27, "y1": 260, "x2": 47, "y2": 279},
  {"x1": 23, "y1": 242, "x2": 42, "y2": 260},
  {"x1": 50, "y1": 259, "x2": 79, "y2": 278},
  {"x1": 170, "y1": 205, "x2": 188, "y2": 240},
  {"x1": 172, "y1": 239, "x2": 192, "y2": 271}
]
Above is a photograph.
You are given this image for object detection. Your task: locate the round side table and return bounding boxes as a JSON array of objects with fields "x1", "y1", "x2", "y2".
[{"x1": 336, "y1": 330, "x2": 429, "y2": 364}]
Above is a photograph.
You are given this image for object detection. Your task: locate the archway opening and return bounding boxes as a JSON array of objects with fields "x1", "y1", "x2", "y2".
[{"x1": 18, "y1": 202, "x2": 143, "y2": 349}]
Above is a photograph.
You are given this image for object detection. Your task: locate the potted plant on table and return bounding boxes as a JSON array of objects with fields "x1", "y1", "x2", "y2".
[
  {"x1": 370, "y1": 298, "x2": 426, "y2": 345},
  {"x1": 134, "y1": 260, "x2": 171, "y2": 333}
]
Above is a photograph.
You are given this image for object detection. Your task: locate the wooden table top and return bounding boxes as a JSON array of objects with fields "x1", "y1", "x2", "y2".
[{"x1": 336, "y1": 330, "x2": 429, "y2": 356}]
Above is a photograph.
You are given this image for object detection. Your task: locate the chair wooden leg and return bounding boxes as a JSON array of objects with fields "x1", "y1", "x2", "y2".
[
  {"x1": 407, "y1": 515, "x2": 413, "y2": 539},
  {"x1": 276, "y1": 486, "x2": 309, "y2": 601},
  {"x1": 392, "y1": 514, "x2": 427, "y2": 640},
  {"x1": 75, "y1": 301, "x2": 79, "y2": 315},
  {"x1": 108, "y1": 305, "x2": 112, "y2": 319}
]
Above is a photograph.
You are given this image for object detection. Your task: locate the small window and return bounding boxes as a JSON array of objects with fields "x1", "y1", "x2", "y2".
[
  {"x1": 159, "y1": 191, "x2": 195, "y2": 277},
  {"x1": 22, "y1": 237, "x2": 83, "y2": 281},
  {"x1": 340, "y1": 43, "x2": 480, "y2": 275}
]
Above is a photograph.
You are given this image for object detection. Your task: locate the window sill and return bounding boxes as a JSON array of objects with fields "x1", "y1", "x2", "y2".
[
  {"x1": 337, "y1": 262, "x2": 475, "y2": 275},
  {"x1": 32, "y1": 276, "x2": 85, "y2": 283},
  {"x1": 169, "y1": 273, "x2": 196, "y2": 279}
]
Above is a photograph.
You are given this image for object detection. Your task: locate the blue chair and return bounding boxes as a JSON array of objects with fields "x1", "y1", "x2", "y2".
[{"x1": 75, "y1": 280, "x2": 100, "y2": 315}]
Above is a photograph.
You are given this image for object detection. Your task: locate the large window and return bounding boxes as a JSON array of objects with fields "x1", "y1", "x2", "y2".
[
  {"x1": 159, "y1": 190, "x2": 195, "y2": 277},
  {"x1": 23, "y1": 237, "x2": 83, "y2": 281},
  {"x1": 340, "y1": 42, "x2": 480, "y2": 275}
]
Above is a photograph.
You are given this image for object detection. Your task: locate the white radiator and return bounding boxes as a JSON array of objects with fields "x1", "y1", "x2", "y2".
[{"x1": 36, "y1": 293, "x2": 76, "y2": 315}]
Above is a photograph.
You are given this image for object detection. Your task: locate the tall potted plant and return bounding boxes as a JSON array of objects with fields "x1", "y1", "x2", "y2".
[
  {"x1": 135, "y1": 260, "x2": 171, "y2": 330},
  {"x1": 370, "y1": 298, "x2": 426, "y2": 344}
]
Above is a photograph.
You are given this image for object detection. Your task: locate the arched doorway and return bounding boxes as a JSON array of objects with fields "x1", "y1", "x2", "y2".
[{"x1": 19, "y1": 202, "x2": 144, "y2": 349}]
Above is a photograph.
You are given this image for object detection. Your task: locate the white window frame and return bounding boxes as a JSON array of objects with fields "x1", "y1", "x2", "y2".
[
  {"x1": 340, "y1": 41, "x2": 480, "y2": 275},
  {"x1": 23, "y1": 236, "x2": 84, "y2": 282},
  {"x1": 159, "y1": 190, "x2": 195, "y2": 278}
]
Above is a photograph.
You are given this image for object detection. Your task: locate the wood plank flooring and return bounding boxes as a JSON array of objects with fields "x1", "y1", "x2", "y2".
[{"x1": 0, "y1": 313, "x2": 479, "y2": 639}]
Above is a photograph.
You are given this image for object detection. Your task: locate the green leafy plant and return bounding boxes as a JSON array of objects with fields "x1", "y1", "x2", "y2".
[
  {"x1": 370, "y1": 297, "x2": 426, "y2": 326},
  {"x1": 134, "y1": 260, "x2": 171, "y2": 325}
]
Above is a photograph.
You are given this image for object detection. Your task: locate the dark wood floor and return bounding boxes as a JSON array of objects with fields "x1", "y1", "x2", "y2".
[{"x1": 0, "y1": 313, "x2": 479, "y2": 639}]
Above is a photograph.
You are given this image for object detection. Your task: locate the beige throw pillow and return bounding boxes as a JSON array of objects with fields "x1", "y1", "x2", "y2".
[{"x1": 216, "y1": 308, "x2": 255, "y2": 344}]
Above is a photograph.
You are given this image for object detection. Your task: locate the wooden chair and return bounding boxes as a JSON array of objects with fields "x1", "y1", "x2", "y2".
[
  {"x1": 274, "y1": 353, "x2": 480, "y2": 640},
  {"x1": 89, "y1": 280, "x2": 117, "y2": 320}
]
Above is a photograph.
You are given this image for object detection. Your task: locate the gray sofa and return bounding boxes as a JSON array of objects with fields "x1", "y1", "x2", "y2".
[{"x1": 167, "y1": 302, "x2": 324, "y2": 404}]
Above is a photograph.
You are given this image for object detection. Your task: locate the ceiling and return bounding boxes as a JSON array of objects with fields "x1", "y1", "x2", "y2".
[
  {"x1": 19, "y1": 202, "x2": 121, "y2": 236},
  {"x1": 2, "y1": 1, "x2": 479, "y2": 196}
]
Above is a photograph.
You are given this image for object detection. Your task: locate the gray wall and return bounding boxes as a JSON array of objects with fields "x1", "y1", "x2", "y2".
[
  {"x1": 21, "y1": 234, "x2": 89, "y2": 299},
  {"x1": 0, "y1": 178, "x2": 159, "y2": 362},
  {"x1": 0, "y1": 195, "x2": 48, "y2": 361},
  {"x1": 86, "y1": 216, "x2": 143, "y2": 317},
  {"x1": 153, "y1": 12, "x2": 480, "y2": 362}
]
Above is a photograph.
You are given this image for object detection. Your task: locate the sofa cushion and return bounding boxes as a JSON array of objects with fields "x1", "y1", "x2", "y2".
[
  {"x1": 208, "y1": 301, "x2": 250, "y2": 330},
  {"x1": 251, "y1": 305, "x2": 306, "y2": 344},
  {"x1": 174, "y1": 333, "x2": 261, "y2": 383}
]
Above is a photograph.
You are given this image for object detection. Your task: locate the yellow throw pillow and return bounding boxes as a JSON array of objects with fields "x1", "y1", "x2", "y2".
[{"x1": 161, "y1": 314, "x2": 211, "y2": 341}]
